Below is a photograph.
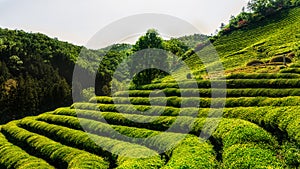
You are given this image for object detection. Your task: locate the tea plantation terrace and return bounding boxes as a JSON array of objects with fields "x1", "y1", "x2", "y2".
[{"x1": 0, "y1": 73, "x2": 299, "y2": 168}]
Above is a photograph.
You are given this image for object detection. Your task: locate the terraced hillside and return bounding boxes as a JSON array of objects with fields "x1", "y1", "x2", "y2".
[
  {"x1": 183, "y1": 7, "x2": 300, "y2": 76},
  {"x1": 0, "y1": 72, "x2": 299, "y2": 168}
]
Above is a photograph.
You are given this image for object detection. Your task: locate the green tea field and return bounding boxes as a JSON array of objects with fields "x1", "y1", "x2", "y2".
[
  {"x1": 0, "y1": 73, "x2": 299, "y2": 168},
  {"x1": 1, "y1": 3, "x2": 300, "y2": 169}
]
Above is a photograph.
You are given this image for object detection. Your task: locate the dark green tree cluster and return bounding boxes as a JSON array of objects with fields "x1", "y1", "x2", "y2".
[
  {"x1": 0, "y1": 60, "x2": 71, "y2": 124},
  {"x1": 95, "y1": 47, "x2": 129, "y2": 96},
  {"x1": 130, "y1": 29, "x2": 169, "y2": 86},
  {"x1": 247, "y1": 0, "x2": 296, "y2": 14},
  {"x1": 176, "y1": 34, "x2": 208, "y2": 48},
  {"x1": 0, "y1": 28, "x2": 79, "y2": 123}
]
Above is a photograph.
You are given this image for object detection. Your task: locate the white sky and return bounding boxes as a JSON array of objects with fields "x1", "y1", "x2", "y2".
[{"x1": 0, "y1": 0, "x2": 248, "y2": 46}]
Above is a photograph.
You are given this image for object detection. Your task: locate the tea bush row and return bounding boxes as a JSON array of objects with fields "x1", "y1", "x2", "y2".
[
  {"x1": 131, "y1": 79, "x2": 300, "y2": 90},
  {"x1": 18, "y1": 118, "x2": 163, "y2": 169},
  {"x1": 226, "y1": 73, "x2": 300, "y2": 79},
  {"x1": 45, "y1": 109, "x2": 285, "y2": 168},
  {"x1": 0, "y1": 122, "x2": 110, "y2": 169},
  {"x1": 0, "y1": 132, "x2": 54, "y2": 169},
  {"x1": 114, "y1": 88, "x2": 300, "y2": 98},
  {"x1": 89, "y1": 96, "x2": 300, "y2": 108},
  {"x1": 36, "y1": 114, "x2": 218, "y2": 168}
]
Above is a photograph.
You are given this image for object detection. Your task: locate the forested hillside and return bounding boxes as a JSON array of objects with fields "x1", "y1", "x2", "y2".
[
  {"x1": 0, "y1": 29, "x2": 81, "y2": 123},
  {"x1": 0, "y1": 29, "x2": 133, "y2": 124}
]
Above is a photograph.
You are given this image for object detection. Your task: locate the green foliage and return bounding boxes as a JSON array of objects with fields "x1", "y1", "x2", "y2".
[
  {"x1": 0, "y1": 73, "x2": 71, "y2": 124},
  {"x1": 133, "y1": 29, "x2": 163, "y2": 52},
  {"x1": 0, "y1": 122, "x2": 110, "y2": 169},
  {"x1": 279, "y1": 141, "x2": 300, "y2": 166},
  {"x1": 129, "y1": 29, "x2": 169, "y2": 86},
  {"x1": 184, "y1": 7, "x2": 300, "y2": 74},
  {"x1": 71, "y1": 102, "x2": 300, "y2": 143},
  {"x1": 36, "y1": 114, "x2": 218, "y2": 168},
  {"x1": 280, "y1": 68, "x2": 300, "y2": 73},
  {"x1": 226, "y1": 73, "x2": 300, "y2": 79},
  {"x1": 44, "y1": 108, "x2": 286, "y2": 168},
  {"x1": 247, "y1": 0, "x2": 294, "y2": 14},
  {"x1": 90, "y1": 96, "x2": 300, "y2": 108},
  {"x1": 19, "y1": 118, "x2": 164, "y2": 169},
  {"x1": 0, "y1": 28, "x2": 130, "y2": 122},
  {"x1": 222, "y1": 143, "x2": 282, "y2": 168},
  {"x1": 213, "y1": 119, "x2": 284, "y2": 168},
  {"x1": 162, "y1": 137, "x2": 217, "y2": 169},
  {"x1": 163, "y1": 38, "x2": 189, "y2": 57},
  {"x1": 176, "y1": 34, "x2": 209, "y2": 48},
  {"x1": 0, "y1": 132, "x2": 54, "y2": 169},
  {"x1": 131, "y1": 79, "x2": 300, "y2": 90},
  {"x1": 114, "y1": 88, "x2": 300, "y2": 98},
  {"x1": 95, "y1": 51, "x2": 126, "y2": 96},
  {"x1": 1, "y1": 6, "x2": 300, "y2": 168}
]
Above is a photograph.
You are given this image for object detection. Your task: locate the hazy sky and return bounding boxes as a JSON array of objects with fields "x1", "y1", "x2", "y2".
[{"x1": 0, "y1": 0, "x2": 248, "y2": 46}]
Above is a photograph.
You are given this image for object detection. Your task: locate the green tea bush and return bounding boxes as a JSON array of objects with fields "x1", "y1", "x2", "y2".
[
  {"x1": 90, "y1": 96, "x2": 300, "y2": 108},
  {"x1": 0, "y1": 132, "x2": 54, "y2": 169},
  {"x1": 226, "y1": 73, "x2": 300, "y2": 79},
  {"x1": 130, "y1": 79, "x2": 300, "y2": 90},
  {"x1": 114, "y1": 88, "x2": 300, "y2": 98},
  {"x1": 280, "y1": 68, "x2": 300, "y2": 73},
  {"x1": 278, "y1": 141, "x2": 300, "y2": 167},
  {"x1": 41, "y1": 110, "x2": 285, "y2": 168},
  {"x1": 19, "y1": 118, "x2": 164, "y2": 169},
  {"x1": 69, "y1": 103, "x2": 300, "y2": 144},
  {"x1": 41, "y1": 110, "x2": 177, "y2": 132},
  {"x1": 162, "y1": 136, "x2": 218, "y2": 169},
  {"x1": 213, "y1": 119, "x2": 284, "y2": 168},
  {"x1": 36, "y1": 114, "x2": 218, "y2": 168},
  {"x1": 1, "y1": 122, "x2": 110, "y2": 169},
  {"x1": 222, "y1": 143, "x2": 283, "y2": 168}
]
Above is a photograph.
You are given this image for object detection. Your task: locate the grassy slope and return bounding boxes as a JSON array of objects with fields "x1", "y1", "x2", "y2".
[{"x1": 181, "y1": 7, "x2": 300, "y2": 77}]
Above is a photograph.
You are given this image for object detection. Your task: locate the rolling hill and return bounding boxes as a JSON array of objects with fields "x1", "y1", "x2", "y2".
[{"x1": 181, "y1": 6, "x2": 300, "y2": 77}]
